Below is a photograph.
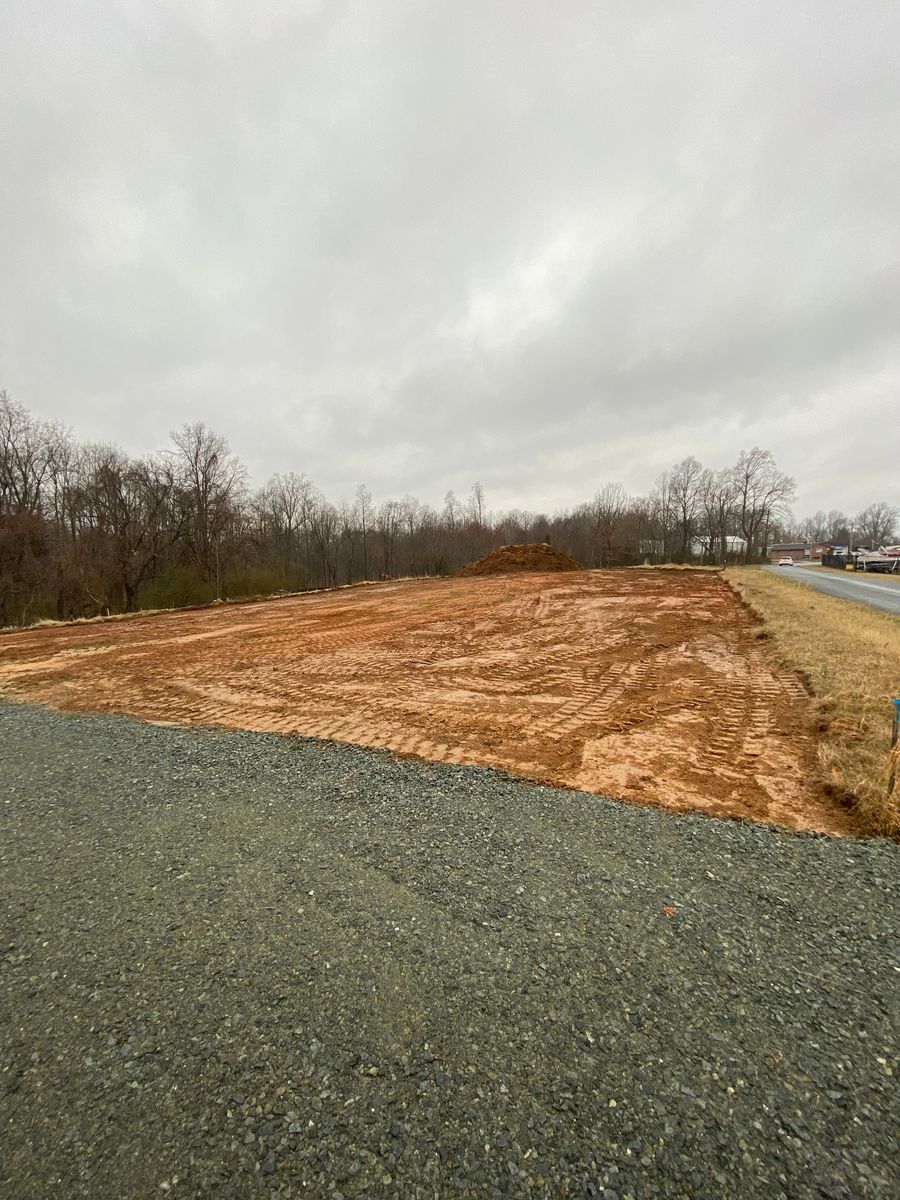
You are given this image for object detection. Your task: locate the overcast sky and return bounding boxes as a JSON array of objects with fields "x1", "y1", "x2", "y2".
[{"x1": 2, "y1": 1, "x2": 898, "y2": 519}]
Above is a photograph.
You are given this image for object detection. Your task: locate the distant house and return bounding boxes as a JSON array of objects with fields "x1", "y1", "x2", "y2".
[
  {"x1": 689, "y1": 535, "x2": 747, "y2": 559},
  {"x1": 767, "y1": 541, "x2": 833, "y2": 562},
  {"x1": 767, "y1": 542, "x2": 807, "y2": 562}
]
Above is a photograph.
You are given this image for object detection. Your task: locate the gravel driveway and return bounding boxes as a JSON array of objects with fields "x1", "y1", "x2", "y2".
[{"x1": 2, "y1": 701, "x2": 898, "y2": 1199}]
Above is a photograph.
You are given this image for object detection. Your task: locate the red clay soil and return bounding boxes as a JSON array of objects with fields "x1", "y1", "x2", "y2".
[
  {"x1": 0, "y1": 570, "x2": 856, "y2": 836},
  {"x1": 458, "y1": 542, "x2": 582, "y2": 576}
]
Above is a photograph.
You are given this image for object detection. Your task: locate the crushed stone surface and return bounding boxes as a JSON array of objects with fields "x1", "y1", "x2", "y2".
[{"x1": 1, "y1": 702, "x2": 897, "y2": 1199}]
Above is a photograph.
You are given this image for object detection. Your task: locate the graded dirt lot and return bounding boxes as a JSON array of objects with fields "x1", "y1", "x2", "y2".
[{"x1": 0, "y1": 569, "x2": 853, "y2": 834}]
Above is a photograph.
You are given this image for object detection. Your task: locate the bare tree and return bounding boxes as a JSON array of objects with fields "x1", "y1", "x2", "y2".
[
  {"x1": 469, "y1": 481, "x2": 486, "y2": 527},
  {"x1": 376, "y1": 499, "x2": 403, "y2": 577},
  {"x1": 696, "y1": 468, "x2": 738, "y2": 563},
  {"x1": 648, "y1": 471, "x2": 676, "y2": 561},
  {"x1": 668, "y1": 456, "x2": 703, "y2": 558},
  {"x1": 0, "y1": 393, "x2": 70, "y2": 623},
  {"x1": 0, "y1": 390, "x2": 62, "y2": 515},
  {"x1": 443, "y1": 490, "x2": 460, "y2": 533},
  {"x1": 417, "y1": 503, "x2": 449, "y2": 575},
  {"x1": 854, "y1": 501, "x2": 898, "y2": 548},
  {"x1": 87, "y1": 448, "x2": 180, "y2": 610},
  {"x1": 309, "y1": 496, "x2": 339, "y2": 587},
  {"x1": 170, "y1": 423, "x2": 246, "y2": 597},
  {"x1": 590, "y1": 482, "x2": 630, "y2": 566},
  {"x1": 355, "y1": 484, "x2": 373, "y2": 581},
  {"x1": 731, "y1": 447, "x2": 795, "y2": 558},
  {"x1": 256, "y1": 472, "x2": 315, "y2": 587},
  {"x1": 826, "y1": 510, "x2": 850, "y2": 543},
  {"x1": 798, "y1": 510, "x2": 829, "y2": 542},
  {"x1": 399, "y1": 495, "x2": 421, "y2": 576},
  {"x1": 337, "y1": 500, "x2": 357, "y2": 584}
]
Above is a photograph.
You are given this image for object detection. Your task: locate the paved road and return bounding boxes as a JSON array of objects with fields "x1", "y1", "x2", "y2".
[
  {"x1": 764, "y1": 562, "x2": 900, "y2": 615},
  {"x1": 2, "y1": 701, "x2": 898, "y2": 1199}
]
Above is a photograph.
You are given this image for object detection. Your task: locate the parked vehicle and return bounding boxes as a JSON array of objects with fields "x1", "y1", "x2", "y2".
[
  {"x1": 778, "y1": 556, "x2": 794, "y2": 566},
  {"x1": 856, "y1": 548, "x2": 900, "y2": 574}
]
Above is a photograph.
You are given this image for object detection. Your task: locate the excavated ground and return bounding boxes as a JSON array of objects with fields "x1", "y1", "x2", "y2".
[{"x1": 0, "y1": 570, "x2": 854, "y2": 835}]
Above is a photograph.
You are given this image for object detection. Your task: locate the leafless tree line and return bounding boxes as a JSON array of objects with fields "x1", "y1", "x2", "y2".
[
  {"x1": 791, "y1": 504, "x2": 899, "y2": 551},
  {"x1": 2, "y1": 391, "x2": 892, "y2": 627}
]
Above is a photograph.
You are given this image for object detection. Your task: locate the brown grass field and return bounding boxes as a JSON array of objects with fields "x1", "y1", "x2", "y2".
[
  {"x1": 727, "y1": 566, "x2": 900, "y2": 836},
  {"x1": 0, "y1": 568, "x2": 858, "y2": 835}
]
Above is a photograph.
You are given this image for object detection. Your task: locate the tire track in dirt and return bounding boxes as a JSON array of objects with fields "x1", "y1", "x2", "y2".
[{"x1": 0, "y1": 570, "x2": 856, "y2": 834}]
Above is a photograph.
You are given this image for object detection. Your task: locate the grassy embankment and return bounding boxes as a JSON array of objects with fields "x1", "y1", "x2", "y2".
[{"x1": 727, "y1": 567, "x2": 900, "y2": 837}]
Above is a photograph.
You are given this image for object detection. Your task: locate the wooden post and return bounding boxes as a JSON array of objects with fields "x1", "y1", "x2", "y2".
[{"x1": 889, "y1": 699, "x2": 900, "y2": 797}]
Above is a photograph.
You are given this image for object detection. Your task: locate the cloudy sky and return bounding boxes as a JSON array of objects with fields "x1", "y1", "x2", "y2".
[{"x1": 2, "y1": 0, "x2": 898, "y2": 518}]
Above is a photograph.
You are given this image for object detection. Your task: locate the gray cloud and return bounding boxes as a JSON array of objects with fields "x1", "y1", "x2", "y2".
[{"x1": 2, "y1": 0, "x2": 898, "y2": 518}]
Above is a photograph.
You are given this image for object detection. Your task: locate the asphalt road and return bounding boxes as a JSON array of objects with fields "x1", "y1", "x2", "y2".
[
  {"x1": 763, "y1": 563, "x2": 900, "y2": 616},
  {"x1": 2, "y1": 700, "x2": 898, "y2": 1199}
]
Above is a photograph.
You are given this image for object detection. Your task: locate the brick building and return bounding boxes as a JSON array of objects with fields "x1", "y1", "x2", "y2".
[{"x1": 767, "y1": 541, "x2": 832, "y2": 563}]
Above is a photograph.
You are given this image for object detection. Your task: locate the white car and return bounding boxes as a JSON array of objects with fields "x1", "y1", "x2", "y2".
[{"x1": 778, "y1": 556, "x2": 794, "y2": 566}]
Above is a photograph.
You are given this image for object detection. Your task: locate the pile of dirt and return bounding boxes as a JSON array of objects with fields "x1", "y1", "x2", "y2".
[{"x1": 457, "y1": 542, "x2": 582, "y2": 576}]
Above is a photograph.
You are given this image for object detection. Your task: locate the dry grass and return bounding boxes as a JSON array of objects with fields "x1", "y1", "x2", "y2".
[{"x1": 726, "y1": 566, "x2": 900, "y2": 837}]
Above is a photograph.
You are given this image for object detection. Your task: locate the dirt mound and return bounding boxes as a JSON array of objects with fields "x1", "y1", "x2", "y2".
[{"x1": 458, "y1": 542, "x2": 582, "y2": 576}]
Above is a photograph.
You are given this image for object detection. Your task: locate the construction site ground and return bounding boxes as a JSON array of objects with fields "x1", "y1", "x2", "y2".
[{"x1": 0, "y1": 569, "x2": 854, "y2": 835}]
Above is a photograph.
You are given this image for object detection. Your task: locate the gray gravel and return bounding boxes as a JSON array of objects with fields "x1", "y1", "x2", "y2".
[{"x1": 1, "y1": 701, "x2": 898, "y2": 1200}]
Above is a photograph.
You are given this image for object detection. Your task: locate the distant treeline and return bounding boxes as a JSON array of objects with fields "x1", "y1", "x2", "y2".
[{"x1": 1, "y1": 389, "x2": 889, "y2": 627}]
